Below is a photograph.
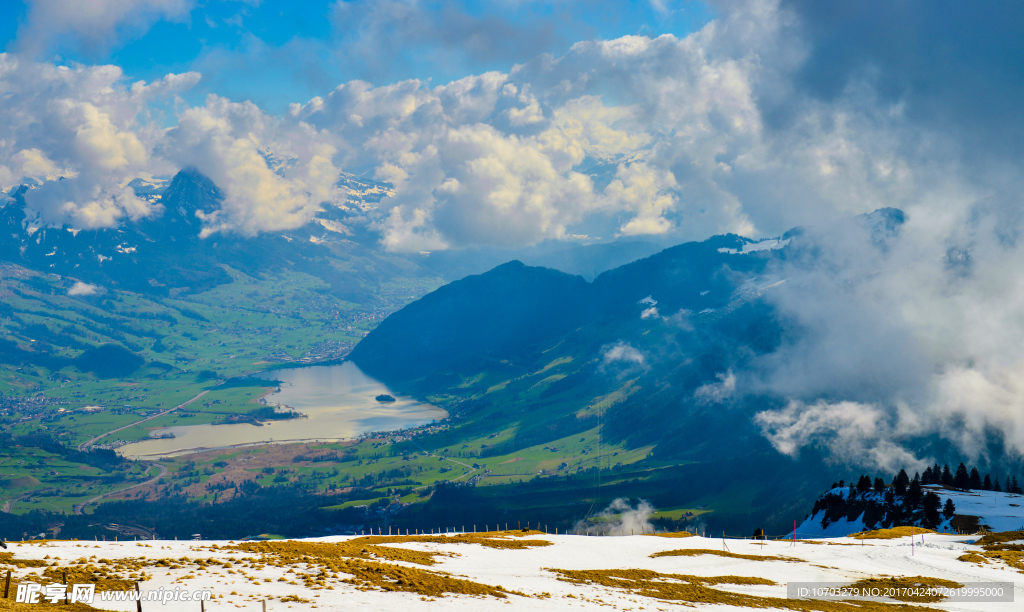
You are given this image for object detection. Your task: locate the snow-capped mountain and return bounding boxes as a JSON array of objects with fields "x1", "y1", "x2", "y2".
[{"x1": 0, "y1": 168, "x2": 415, "y2": 301}]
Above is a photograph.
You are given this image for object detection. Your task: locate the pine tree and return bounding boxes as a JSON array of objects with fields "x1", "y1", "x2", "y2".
[
  {"x1": 907, "y1": 476, "x2": 923, "y2": 508},
  {"x1": 932, "y1": 463, "x2": 942, "y2": 482},
  {"x1": 969, "y1": 467, "x2": 981, "y2": 490},
  {"x1": 943, "y1": 497, "x2": 956, "y2": 520},
  {"x1": 954, "y1": 463, "x2": 970, "y2": 490},
  {"x1": 994, "y1": 478, "x2": 1003, "y2": 492},
  {"x1": 873, "y1": 477, "x2": 885, "y2": 493},
  {"x1": 1013, "y1": 476, "x2": 1022, "y2": 494},
  {"x1": 922, "y1": 466, "x2": 934, "y2": 484},
  {"x1": 857, "y1": 475, "x2": 871, "y2": 494},
  {"x1": 983, "y1": 474, "x2": 992, "y2": 491},
  {"x1": 922, "y1": 492, "x2": 941, "y2": 526},
  {"x1": 941, "y1": 464, "x2": 953, "y2": 486},
  {"x1": 893, "y1": 469, "x2": 910, "y2": 496}
]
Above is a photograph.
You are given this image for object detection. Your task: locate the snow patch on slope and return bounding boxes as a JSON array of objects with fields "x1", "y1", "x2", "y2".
[{"x1": 717, "y1": 237, "x2": 791, "y2": 254}]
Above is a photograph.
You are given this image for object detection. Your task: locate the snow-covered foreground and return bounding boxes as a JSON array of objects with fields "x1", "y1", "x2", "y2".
[{"x1": 3, "y1": 530, "x2": 1021, "y2": 611}]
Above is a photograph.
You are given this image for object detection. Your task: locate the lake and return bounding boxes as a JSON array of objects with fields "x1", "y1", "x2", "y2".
[{"x1": 117, "y1": 362, "x2": 446, "y2": 459}]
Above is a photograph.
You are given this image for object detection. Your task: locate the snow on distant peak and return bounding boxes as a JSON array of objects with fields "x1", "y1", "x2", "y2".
[
  {"x1": 718, "y1": 237, "x2": 791, "y2": 255},
  {"x1": 259, "y1": 147, "x2": 299, "y2": 177},
  {"x1": 314, "y1": 218, "x2": 351, "y2": 235},
  {"x1": 126, "y1": 176, "x2": 170, "y2": 203},
  {"x1": 333, "y1": 171, "x2": 395, "y2": 213}
]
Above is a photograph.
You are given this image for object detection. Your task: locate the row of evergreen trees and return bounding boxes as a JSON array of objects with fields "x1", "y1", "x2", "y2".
[
  {"x1": 921, "y1": 463, "x2": 1022, "y2": 493},
  {"x1": 814, "y1": 471, "x2": 954, "y2": 529},
  {"x1": 835, "y1": 464, "x2": 1024, "y2": 495}
]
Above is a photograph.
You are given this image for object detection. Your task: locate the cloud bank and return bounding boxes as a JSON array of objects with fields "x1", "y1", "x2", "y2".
[
  {"x1": 750, "y1": 203, "x2": 1024, "y2": 469},
  {"x1": 3, "y1": 0, "x2": 941, "y2": 247}
]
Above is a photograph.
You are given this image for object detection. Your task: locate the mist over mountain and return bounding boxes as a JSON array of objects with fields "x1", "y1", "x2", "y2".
[{"x1": 353, "y1": 206, "x2": 1024, "y2": 483}]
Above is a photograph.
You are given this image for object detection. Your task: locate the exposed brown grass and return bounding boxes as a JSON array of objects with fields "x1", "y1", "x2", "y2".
[
  {"x1": 852, "y1": 527, "x2": 935, "y2": 540},
  {"x1": 961, "y1": 550, "x2": 1024, "y2": 573},
  {"x1": 0, "y1": 553, "x2": 47, "y2": 568},
  {"x1": 549, "y1": 568, "x2": 940, "y2": 611},
  {"x1": 644, "y1": 531, "x2": 695, "y2": 538},
  {"x1": 847, "y1": 576, "x2": 962, "y2": 603},
  {"x1": 957, "y1": 530, "x2": 1024, "y2": 573},
  {"x1": 339, "y1": 558, "x2": 515, "y2": 598},
  {"x1": 651, "y1": 548, "x2": 803, "y2": 562},
  {"x1": 225, "y1": 533, "x2": 547, "y2": 598},
  {"x1": 950, "y1": 515, "x2": 984, "y2": 534},
  {"x1": 957, "y1": 552, "x2": 989, "y2": 565},
  {"x1": 974, "y1": 530, "x2": 1024, "y2": 549},
  {"x1": 0, "y1": 600, "x2": 98, "y2": 611},
  {"x1": 229, "y1": 532, "x2": 550, "y2": 567},
  {"x1": 40, "y1": 565, "x2": 136, "y2": 592}
]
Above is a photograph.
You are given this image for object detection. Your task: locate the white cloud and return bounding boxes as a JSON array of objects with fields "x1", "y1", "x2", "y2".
[
  {"x1": 640, "y1": 306, "x2": 659, "y2": 319},
  {"x1": 0, "y1": 54, "x2": 197, "y2": 228},
  {"x1": 67, "y1": 281, "x2": 101, "y2": 296},
  {"x1": 162, "y1": 95, "x2": 341, "y2": 236},
  {"x1": 694, "y1": 370, "x2": 736, "y2": 404},
  {"x1": 747, "y1": 189, "x2": 1024, "y2": 463},
  {"x1": 15, "y1": 0, "x2": 194, "y2": 57},
  {"x1": 602, "y1": 162, "x2": 678, "y2": 236},
  {"x1": 755, "y1": 399, "x2": 926, "y2": 472},
  {"x1": 600, "y1": 341, "x2": 647, "y2": 369},
  {"x1": 2, "y1": 0, "x2": 896, "y2": 244}
]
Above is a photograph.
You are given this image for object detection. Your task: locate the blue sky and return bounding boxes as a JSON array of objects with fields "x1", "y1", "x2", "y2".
[{"x1": 0, "y1": 0, "x2": 714, "y2": 113}]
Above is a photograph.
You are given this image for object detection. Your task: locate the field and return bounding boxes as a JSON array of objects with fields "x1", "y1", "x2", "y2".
[
  {"x1": 0, "y1": 528, "x2": 1021, "y2": 611},
  {"x1": 0, "y1": 262, "x2": 441, "y2": 515}
]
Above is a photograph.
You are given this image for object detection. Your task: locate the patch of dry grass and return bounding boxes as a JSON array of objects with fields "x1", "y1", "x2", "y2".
[
  {"x1": 339, "y1": 558, "x2": 515, "y2": 598},
  {"x1": 549, "y1": 568, "x2": 939, "y2": 611},
  {"x1": 957, "y1": 552, "x2": 989, "y2": 565},
  {"x1": 852, "y1": 527, "x2": 935, "y2": 540},
  {"x1": 0, "y1": 553, "x2": 47, "y2": 568},
  {"x1": 960, "y1": 550, "x2": 1024, "y2": 573},
  {"x1": 0, "y1": 600, "x2": 98, "y2": 611},
  {"x1": 847, "y1": 576, "x2": 962, "y2": 603},
  {"x1": 224, "y1": 533, "x2": 547, "y2": 598},
  {"x1": 955, "y1": 531, "x2": 1024, "y2": 573},
  {"x1": 975, "y1": 530, "x2": 1024, "y2": 550},
  {"x1": 650, "y1": 548, "x2": 803, "y2": 562}
]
